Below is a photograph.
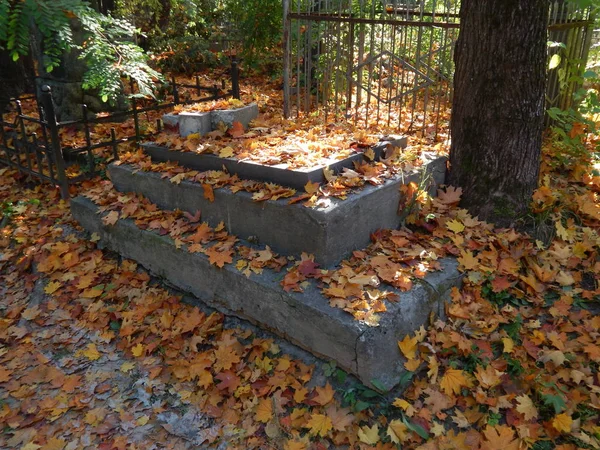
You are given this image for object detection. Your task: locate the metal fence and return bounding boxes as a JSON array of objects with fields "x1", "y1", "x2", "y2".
[
  {"x1": 0, "y1": 61, "x2": 240, "y2": 199},
  {"x1": 283, "y1": 0, "x2": 595, "y2": 137}
]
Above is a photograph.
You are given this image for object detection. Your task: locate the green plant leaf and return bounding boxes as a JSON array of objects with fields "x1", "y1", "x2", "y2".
[{"x1": 549, "y1": 54, "x2": 561, "y2": 70}]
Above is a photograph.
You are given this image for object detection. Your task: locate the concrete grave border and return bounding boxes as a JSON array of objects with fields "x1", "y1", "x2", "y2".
[
  {"x1": 71, "y1": 195, "x2": 462, "y2": 391},
  {"x1": 109, "y1": 151, "x2": 445, "y2": 266},
  {"x1": 141, "y1": 136, "x2": 407, "y2": 190}
]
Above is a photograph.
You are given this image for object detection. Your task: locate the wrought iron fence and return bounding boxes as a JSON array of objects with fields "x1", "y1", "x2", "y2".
[
  {"x1": 0, "y1": 60, "x2": 240, "y2": 199},
  {"x1": 283, "y1": 0, "x2": 595, "y2": 137}
]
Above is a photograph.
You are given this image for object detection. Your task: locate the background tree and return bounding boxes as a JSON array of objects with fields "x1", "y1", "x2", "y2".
[
  {"x1": 0, "y1": 0, "x2": 160, "y2": 116},
  {"x1": 447, "y1": 0, "x2": 548, "y2": 226}
]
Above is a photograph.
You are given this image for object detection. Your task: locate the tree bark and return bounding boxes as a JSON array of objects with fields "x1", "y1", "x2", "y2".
[{"x1": 448, "y1": 0, "x2": 548, "y2": 226}]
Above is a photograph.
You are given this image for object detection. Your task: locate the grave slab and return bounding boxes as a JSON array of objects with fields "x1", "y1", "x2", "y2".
[
  {"x1": 109, "y1": 151, "x2": 445, "y2": 267},
  {"x1": 141, "y1": 135, "x2": 407, "y2": 190},
  {"x1": 71, "y1": 195, "x2": 462, "y2": 391}
]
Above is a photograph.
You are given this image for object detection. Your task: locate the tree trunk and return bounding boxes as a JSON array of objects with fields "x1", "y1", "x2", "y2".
[{"x1": 448, "y1": 0, "x2": 547, "y2": 226}]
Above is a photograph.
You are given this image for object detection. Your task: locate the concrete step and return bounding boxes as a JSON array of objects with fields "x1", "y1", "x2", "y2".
[
  {"x1": 108, "y1": 152, "x2": 446, "y2": 267},
  {"x1": 71, "y1": 195, "x2": 461, "y2": 391}
]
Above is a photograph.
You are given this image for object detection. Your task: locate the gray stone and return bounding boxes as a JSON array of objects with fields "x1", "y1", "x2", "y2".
[
  {"x1": 178, "y1": 111, "x2": 212, "y2": 137},
  {"x1": 161, "y1": 113, "x2": 180, "y2": 129},
  {"x1": 109, "y1": 153, "x2": 446, "y2": 267},
  {"x1": 70, "y1": 196, "x2": 462, "y2": 390},
  {"x1": 210, "y1": 103, "x2": 258, "y2": 130}
]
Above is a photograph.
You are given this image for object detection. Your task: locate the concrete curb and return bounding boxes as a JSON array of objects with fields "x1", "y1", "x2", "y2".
[{"x1": 71, "y1": 196, "x2": 462, "y2": 391}]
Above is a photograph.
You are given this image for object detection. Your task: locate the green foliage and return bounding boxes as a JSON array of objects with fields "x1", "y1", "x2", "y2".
[{"x1": 0, "y1": 0, "x2": 161, "y2": 104}]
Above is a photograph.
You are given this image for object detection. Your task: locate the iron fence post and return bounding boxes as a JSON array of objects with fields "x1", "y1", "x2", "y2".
[
  {"x1": 231, "y1": 57, "x2": 240, "y2": 99},
  {"x1": 40, "y1": 85, "x2": 70, "y2": 200}
]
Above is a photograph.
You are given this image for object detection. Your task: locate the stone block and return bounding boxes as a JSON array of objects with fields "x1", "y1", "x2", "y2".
[
  {"x1": 210, "y1": 103, "x2": 258, "y2": 130},
  {"x1": 178, "y1": 111, "x2": 212, "y2": 137},
  {"x1": 71, "y1": 196, "x2": 462, "y2": 390}
]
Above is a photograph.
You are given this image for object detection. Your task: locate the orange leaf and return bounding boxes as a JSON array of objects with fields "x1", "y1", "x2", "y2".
[
  {"x1": 255, "y1": 397, "x2": 273, "y2": 423},
  {"x1": 440, "y1": 368, "x2": 470, "y2": 395},
  {"x1": 229, "y1": 121, "x2": 245, "y2": 138},
  {"x1": 304, "y1": 413, "x2": 332, "y2": 437},
  {"x1": 313, "y1": 383, "x2": 335, "y2": 406},
  {"x1": 398, "y1": 334, "x2": 418, "y2": 360},
  {"x1": 203, "y1": 184, "x2": 215, "y2": 202},
  {"x1": 206, "y1": 247, "x2": 233, "y2": 268}
]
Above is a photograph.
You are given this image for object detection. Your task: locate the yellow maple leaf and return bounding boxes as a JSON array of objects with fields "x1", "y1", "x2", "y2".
[
  {"x1": 305, "y1": 413, "x2": 332, "y2": 437},
  {"x1": 502, "y1": 337, "x2": 515, "y2": 354},
  {"x1": 136, "y1": 415, "x2": 150, "y2": 426},
  {"x1": 398, "y1": 334, "x2": 418, "y2": 360},
  {"x1": 440, "y1": 368, "x2": 470, "y2": 395},
  {"x1": 457, "y1": 250, "x2": 478, "y2": 271},
  {"x1": 40, "y1": 437, "x2": 67, "y2": 450},
  {"x1": 131, "y1": 343, "x2": 144, "y2": 357},
  {"x1": 387, "y1": 419, "x2": 409, "y2": 444},
  {"x1": 120, "y1": 362, "x2": 135, "y2": 373},
  {"x1": 358, "y1": 423, "x2": 380, "y2": 445},
  {"x1": 515, "y1": 394, "x2": 538, "y2": 421},
  {"x1": 552, "y1": 413, "x2": 573, "y2": 433},
  {"x1": 446, "y1": 219, "x2": 465, "y2": 234},
  {"x1": 82, "y1": 343, "x2": 101, "y2": 361},
  {"x1": 284, "y1": 439, "x2": 307, "y2": 450},
  {"x1": 392, "y1": 398, "x2": 411, "y2": 410},
  {"x1": 219, "y1": 146, "x2": 234, "y2": 158},
  {"x1": 44, "y1": 281, "x2": 62, "y2": 295},
  {"x1": 304, "y1": 181, "x2": 320, "y2": 195},
  {"x1": 255, "y1": 397, "x2": 273, "y2": 423}
]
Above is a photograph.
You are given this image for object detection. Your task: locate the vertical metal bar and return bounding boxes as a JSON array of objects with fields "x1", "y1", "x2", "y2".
[
  {"x1": 40, "y1": 86, "x2": 69, "y2": 200},
  {"x1": 283, "y1": 0, "x2": 291, "y2": 117},
  {"x1": 16, "y1": 101, "x2": 33, "y2": 173},
  {"x1": 172, "y1": 75, "x2": 180, "y2": 104},
  {"x1": 111, "y1": 127, "x2": 118, "y2": 161},
  {"x1": 31, "y1": 133, "x2": 44, "y2": 176},
  {"x1": 82, "y1": 104, "x2": 95, "y2": 176},
  {"x1": 346, "y1": 20, "x2": 355, "y2": 114},
  {"x1": 131, "y1": 96, "x2": 141, "y2": 144},
  {"x1": 230, "y1": 57, "x2": 240, "y2": 99}
]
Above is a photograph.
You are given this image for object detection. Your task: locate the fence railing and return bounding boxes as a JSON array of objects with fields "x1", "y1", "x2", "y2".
[{"x1": 0, "y1": 59, "x2": 240, "y2": 199}]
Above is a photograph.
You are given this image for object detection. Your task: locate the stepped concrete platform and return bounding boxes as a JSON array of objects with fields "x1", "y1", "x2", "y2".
[
  {"x1": 109, "y1": 152, "x2": 446, "y2": 267},
  {"x1": 71, "y1": 195, "x2": 462, "y2": 390},
  {"x1": 142, "y1": 136, "x2": 407, "y2": 190}
]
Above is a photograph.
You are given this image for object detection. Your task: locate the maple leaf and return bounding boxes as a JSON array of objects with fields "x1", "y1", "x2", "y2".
[
  {"x1": 44, "y1": 281, "x2": 62, "y2": 295},
  {"x1": 398, "y1": 334, "x2": 418, "y2": 360},
  {"x1": 170, "y1": 173, "x2": 186, "y2": 184},
  {"x1": 324, "y1": 404, "x2": 354, "y2": 432},
  {"x1": 313, "y1": 383, "x2": 335, "y2": 406},
  {"x1": 437, "y1": 186, "x2": 462, "y2": 204},
  {"x1": 304, "y1": 181, "x2": 320, "y2": 194},
  {"x1": 228, "y1": 120, "x2": 245, "y2": 138},
  {"x1": 131, "y1": 343, "x2": 144, "y2": 357},
  {"x1": 474, "y1": 364, "x2": 502, "y2": 389},
  {"x1": 387, "y1": 419, "x2": 409, "y2": 444},
  {"x1": 515, "y1": 394, "x2": 538, "y2": 421},
  {"x1": 202, "y1": 184, "x2": 215, "y2": 202},
  {"x1": 552, "y1": 413, "x2": 573, "y2": 433},
  {"x1": 206, "y1": 247, "x2": 233, "y2": 268},
  {"x1": 82, "y1": 343, "x2": 101, "y2": 361},
  {"x1": 305, "y1": 413, "x2": 332, "y2": 437},
  {"x1": 219, "y1": 146, "x2": 234, "y2": 158},
  {"x1": 440, "y1": 368, "x2": 470, "y2": 395},
  {"x1": 255, "y1": 397, "x2": 273, "y2": 423},
  {"x1": 481, "y1": 425, "x2": 520, "y2": 450},
  {"x1": 102, "y1": 210, "x2": 119, "y2": 226},
  {"x1": 358, "y1": 423, "x2": 380, "y2": 445},
  {"x1": 457, "y1": 250, "x2": 478, "y2": 271},
  {"x1": 446, "y1": 219, "x2": 465, "y2": 233}
]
